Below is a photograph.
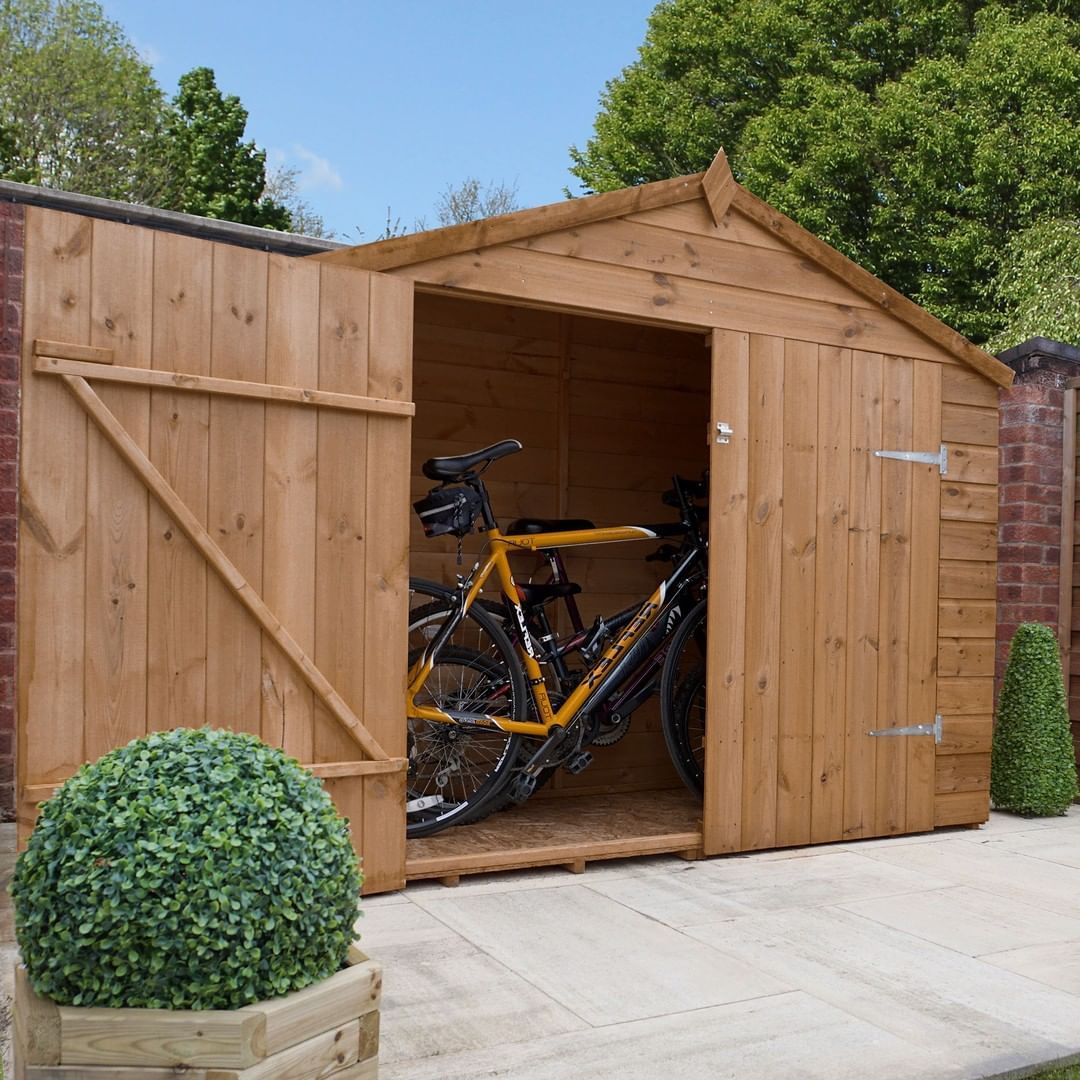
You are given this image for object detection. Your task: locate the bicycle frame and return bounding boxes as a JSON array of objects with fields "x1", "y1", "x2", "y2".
[{"x1": 407, "y1": 523, "x2": 700, "y2": 738}]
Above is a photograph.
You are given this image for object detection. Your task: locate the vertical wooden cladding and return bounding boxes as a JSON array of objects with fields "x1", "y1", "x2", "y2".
[
  {"x1": 18, "y1": 209, "x2": 412, "y2": 892},
  {"x1": 705, "y1": 337, "x2": 946, "y2": 855}
]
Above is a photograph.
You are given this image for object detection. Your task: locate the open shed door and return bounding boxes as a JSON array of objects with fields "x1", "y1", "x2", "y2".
[
  {"x1": 18, "y1": 209, "x2": 413, "y2": 893},
  {"x1": 704, "y1": 330, "x2": 942, "y2": 855}
]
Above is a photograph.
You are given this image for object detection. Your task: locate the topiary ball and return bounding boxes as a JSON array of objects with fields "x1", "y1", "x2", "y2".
[
  {"x1": 12, "y1": 727, "x2": 362, "y2": 1009},
  {"x1": 991, "y1": 623, "x2": 1079, "y2": 816}
]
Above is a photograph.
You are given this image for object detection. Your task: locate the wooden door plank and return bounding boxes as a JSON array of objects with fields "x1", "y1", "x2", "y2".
[
  {"x1": 84, "y1": 219, "x2": 152, "y2": 759},
  {"x1": 206, "y1": 244, "x2": 267, "y2": 735},
  {"x1": 19, "y1": 208, "x2": 91, "y2": 799},
  {"x1": 906, "y1": 360, "x2": 942, "y2": 833},
  {"x1": 360, "y1": 271, "x2": 413, "y2": 893},
  {"x1": 776, "y1": 341, "x2": 817, "y2": 847},
  {"x1": 843, "y1": 351, "x2": 883, "y2": 840},
  {"x1": 811, "y1": 346, "x2": 852, "y2": 843},
  {"x1": 147, "y1": 230, "x2": 211, "y2": 732},
  {"x1": 315, "y1": 265, "x2": 371, "y2": 773},
  {"x1": 741, "y1": 334, "x2": 784, "y2": 850},
  {"x1": 704, "y1": 330, "x2": 749, "y2": 855},
  {"x1": 262, "y1": 255, "x2": 320, "y2": 759},
  {"x1": 875, "y1": 355, "x2": 914, "y2": 836}
]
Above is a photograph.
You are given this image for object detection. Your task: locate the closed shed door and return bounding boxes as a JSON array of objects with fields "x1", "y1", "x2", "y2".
[
  {"x1": 19, "y1": 208, "x2": 413, "y2": 893},
  {"x1": 704, "y1": 330, "x2": 942, "y2": 854}
]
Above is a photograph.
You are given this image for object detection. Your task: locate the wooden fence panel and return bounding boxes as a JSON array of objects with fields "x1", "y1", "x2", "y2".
[{"x1": 18, "y1": 209, "x2": 413, "y2": 893}]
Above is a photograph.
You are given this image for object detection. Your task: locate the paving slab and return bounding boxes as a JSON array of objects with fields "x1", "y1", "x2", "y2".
[
  {"x1": 856, "y1": 830, "x2": 1080, "y2": 918},
  {"x1": 408, "y1": 882, "x2": 790, "y2": 1025},
  {"x1": 685, "y1": 905, "x2": 1080, "y2": 1066},
  {"x1": 372, "y1": 933, "x2": 588, "y2": 1064},
  {"x1": 586, "y1": 849, "x2": 951, "y2": 928},
  {"x1": 380, "y1": 990, "x2": 955, "y2": 1080},
  {"x1": 982, "y1": 939, "x2": 1080, "y2": 995},
  {"x1": 840, "y1": 883, "x2": 1080, "y2": 956}
]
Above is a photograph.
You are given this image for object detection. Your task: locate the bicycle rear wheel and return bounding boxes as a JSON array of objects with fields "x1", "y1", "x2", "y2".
[
  {"x1": 659, "y1": 596, "x2": 707, "y2": 797},
  {"x1": 407, "y1": 580, "x2": 526, "y2": 837}
]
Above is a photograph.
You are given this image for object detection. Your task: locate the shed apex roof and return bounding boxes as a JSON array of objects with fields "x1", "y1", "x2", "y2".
[{"x1": 314, "y1": 150, "x2": 1011, "y2": 388}]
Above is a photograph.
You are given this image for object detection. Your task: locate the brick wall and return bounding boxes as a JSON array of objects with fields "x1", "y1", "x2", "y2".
[
  {"x1": 0, "y1": 202, "x2": 21, "y2": 822},
  {"x1": 995, "y1": 338, "x2": 1080, "y2": 696}
]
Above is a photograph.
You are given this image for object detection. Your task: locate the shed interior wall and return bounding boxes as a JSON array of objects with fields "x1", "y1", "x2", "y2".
[{"x1": 408, "y1": 293, "x2": 710, "y2": 801}]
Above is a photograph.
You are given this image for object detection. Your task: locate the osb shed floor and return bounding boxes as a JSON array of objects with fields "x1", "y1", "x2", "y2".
[{"x1": 405, "y1": 788, "x2": 702, "y2": 882}]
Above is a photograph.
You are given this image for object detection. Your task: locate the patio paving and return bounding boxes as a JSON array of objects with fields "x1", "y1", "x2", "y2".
[
  {"x1": 0, "y1": 813, "x2": 1077, "y2": 1078},
  {"x1": 362, "y1": 808, "x2": 1080, "y2": 1080}
]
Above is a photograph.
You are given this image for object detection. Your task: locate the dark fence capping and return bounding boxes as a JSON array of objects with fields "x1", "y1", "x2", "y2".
[{"x1": 0, "y1": 179, "x2": 345, "y2": 257}]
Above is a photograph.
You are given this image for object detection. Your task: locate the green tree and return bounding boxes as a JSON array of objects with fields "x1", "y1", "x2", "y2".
[
  {"x1": 161, "y1": 67, "x2": 291, "y2": 230},
  {"x1": 570, "y1": 1, "x2": 1080, "y2": 343},
  {"x1": 0, "y1": 0, "x2": 167, "y2": 200},
  {"x1": 987, "y1": 219, "x2": 1080, "y2": 351}
]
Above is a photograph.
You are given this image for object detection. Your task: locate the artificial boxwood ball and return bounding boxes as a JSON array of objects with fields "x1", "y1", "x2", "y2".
[{"x1": 12, "y1": 728, "x2": 362, "y2": 1009}]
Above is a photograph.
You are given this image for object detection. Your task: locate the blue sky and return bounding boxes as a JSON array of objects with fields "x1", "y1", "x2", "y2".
[{"x1": 100, "y1": 1, "x2": 659, "y2": 241}]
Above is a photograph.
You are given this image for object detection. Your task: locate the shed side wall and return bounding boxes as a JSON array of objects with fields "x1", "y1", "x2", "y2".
[{"x1": 936, "y1": 365, "x2": 998, "y2": 825}]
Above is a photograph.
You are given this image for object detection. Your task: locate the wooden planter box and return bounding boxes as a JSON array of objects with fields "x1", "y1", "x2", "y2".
[{"x1": 14, "y1": 945, "x2": 381, "y2": 1079}]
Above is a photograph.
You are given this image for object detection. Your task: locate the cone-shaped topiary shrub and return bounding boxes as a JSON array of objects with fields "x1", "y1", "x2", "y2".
[
  {"x1": 991, "y1": 623, "x2": 1079, "y2": 816},
  {"x1": 12, "y1": 727, "x2": 362, "y2": 1009}
]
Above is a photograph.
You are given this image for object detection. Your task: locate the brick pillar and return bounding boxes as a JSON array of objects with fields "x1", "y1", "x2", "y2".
[
  {"x1": 996, "y1": 337, "x2": 1080, "y2": 698},
  {"x1": 0, "y1": 201, "x2": 20, "y2": 822}
]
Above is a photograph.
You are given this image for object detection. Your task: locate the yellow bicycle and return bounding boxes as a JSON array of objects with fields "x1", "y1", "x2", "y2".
[{"x1": 406, "y1": 439, "x2": 707, "y2": 837}]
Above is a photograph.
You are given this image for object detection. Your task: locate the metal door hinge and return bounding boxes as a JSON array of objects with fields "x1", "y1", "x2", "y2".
[
  {"x1": 715, "y1": 421, "x2": 733, "y2": 445},
  {"x1": 867, "y1": 714, "x2": 943, "y2": 744},
  {"x1": 874, "y1": 444, "x2": 948, "y2": 476}
]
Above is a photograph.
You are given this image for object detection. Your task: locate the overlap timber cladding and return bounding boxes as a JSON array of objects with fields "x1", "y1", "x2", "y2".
[
  {"x1": 18, "y1": 207, "x2": 412, "y2": 891},
  {"x1": 392, "y1": 195, "x2": 997, "y2": 843}
]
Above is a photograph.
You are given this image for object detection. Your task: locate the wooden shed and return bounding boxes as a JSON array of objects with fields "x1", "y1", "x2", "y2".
[{"x1": 14, "y1": 151, "x2": 1012, "y2": 893}]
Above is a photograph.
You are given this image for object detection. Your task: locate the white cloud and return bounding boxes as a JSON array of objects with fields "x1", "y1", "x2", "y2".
[{"x1": 292, "y1": 145, "x2": 344, "y2": 193}]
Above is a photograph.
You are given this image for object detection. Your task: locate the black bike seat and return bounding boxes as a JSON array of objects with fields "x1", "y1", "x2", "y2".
[
  {"x1": 505, "y1": 517, "x2": 596, "y2": 535},
  {"x1": 422, "y1": 439, "x2": 523, "y2": 481}
]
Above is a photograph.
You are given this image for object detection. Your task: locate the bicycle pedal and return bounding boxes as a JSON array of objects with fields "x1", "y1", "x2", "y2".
[
  {"x1": 563, "y1": 751, "x2": 593, "y2": 775},
  {"x1": 507, "y1": 773, "x2": 538, "y2": 804}
]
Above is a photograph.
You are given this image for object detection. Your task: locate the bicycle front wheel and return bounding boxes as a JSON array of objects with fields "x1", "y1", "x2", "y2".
[
  {"x1": 407, "y1": 579, "x2": 527, "y2": 837},
  {"x1": 659, "y1": 596, "x2": 707, "y2": 797}
]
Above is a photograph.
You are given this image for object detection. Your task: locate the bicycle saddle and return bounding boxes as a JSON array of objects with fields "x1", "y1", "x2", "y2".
[
  {"x1": 505, "y1": 517, "x2": 596, "y2": 535},
  {"x1": 422, "y1": 439, "x2": 523, "y2": 481}
]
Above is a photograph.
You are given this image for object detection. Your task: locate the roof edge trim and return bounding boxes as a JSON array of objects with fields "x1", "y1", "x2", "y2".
[
  {"x1": 730, "y1": 187, "x2": 1013, "y2": 387},
  {"x1": 311, "y1": 172, "x2": 705, "y2": 272}
]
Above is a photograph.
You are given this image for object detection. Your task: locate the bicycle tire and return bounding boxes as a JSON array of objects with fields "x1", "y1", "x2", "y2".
[
  {"x1": 407, "y1": 580, "x2": 527, "y2": 837},
  {"x1": 659, "y1": 596, "x2": 708, "y2": 797}
]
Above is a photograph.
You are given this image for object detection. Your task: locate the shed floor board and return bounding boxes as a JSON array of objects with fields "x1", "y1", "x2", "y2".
[{"x1": 405, "y1": 788, "x2": 701, "y2": 881}]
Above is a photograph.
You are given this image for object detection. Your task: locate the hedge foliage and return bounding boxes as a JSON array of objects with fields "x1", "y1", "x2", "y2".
[
  {"x1": 12, "y1": 728, "x2": 362, "y2": 1009},
  {"x1": 991, "y1": 624, "x2": 1078, "y2": 816}
]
